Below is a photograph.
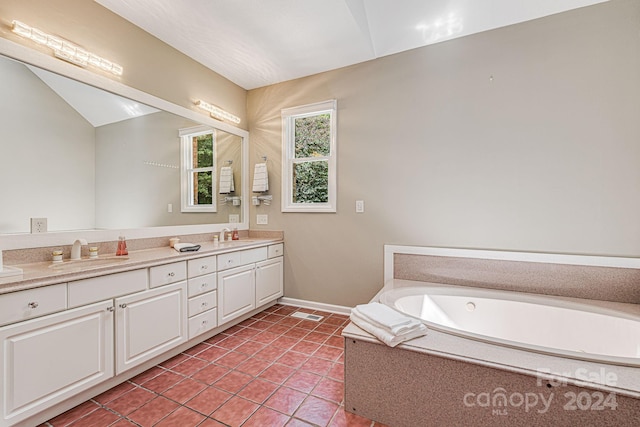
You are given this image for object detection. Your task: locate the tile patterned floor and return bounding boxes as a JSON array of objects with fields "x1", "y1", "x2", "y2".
[{"x1": 42, "y1": 304, "x2": 387, "y2": 427}]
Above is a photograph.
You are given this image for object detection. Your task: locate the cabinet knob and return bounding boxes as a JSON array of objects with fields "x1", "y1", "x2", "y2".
[
  {"x1": 202, "y1": 320, "x2": 208, "y2": 326},
  {"x1": 168, "y1": 272, "x2": 175, "y2": 277},
  {"x1": 201, "y1": 265, "x2": 208, "y2": 270},
  {"x1": 27, "y1": 301, "x2": 39, "y2": 309},
  {"x1": 201, "y1": 283, "x2": 208, "y2": 289},
  {"x1": 201, "y1": 302, "x2": 208, "y2": 307},
  {"x1": 119, "y1": 303, "x2": 127, "y2": 309},
  {"x1": 106, "y1": 306, "x2": 115, "y2": 312}
]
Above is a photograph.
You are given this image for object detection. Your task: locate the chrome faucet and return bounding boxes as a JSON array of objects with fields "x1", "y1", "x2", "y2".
[
  {"x1": 70, "y1": 239, "x2": 88, "y2": 260},
  {"x1": 219, "y1": 228, "x2": 231, "y2": 242}
]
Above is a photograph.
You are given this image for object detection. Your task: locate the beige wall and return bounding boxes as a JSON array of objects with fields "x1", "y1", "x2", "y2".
[
  {"x1": 0, "y1": 0, "x2": 247, "y2": 127},
  {"x1": 247, "y1": 0, "x2": 640, "y2": 306}
]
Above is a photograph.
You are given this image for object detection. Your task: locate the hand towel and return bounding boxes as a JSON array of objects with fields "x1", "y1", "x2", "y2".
[
  {"x1": 219, "y1": 166, "x2": 235, "y2": 194},
  {"x1": 354, "y1": 302, "x2": 422, "y2": 335},
  {"x1": 252, "y1": 163, "x2": 269, "y2": 193},
  {"x1": 350, "y1": 310, "x2": 427, "y2": 347},
  {"x1": 173, "y1": 243, "x2": 201, "y2": 252}
]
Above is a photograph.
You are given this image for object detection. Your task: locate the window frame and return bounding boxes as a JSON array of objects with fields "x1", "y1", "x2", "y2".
[
  {"x1": 281, "y1": 99, "x2": 337, "y2": 213},
  {"x1": 179, "y1": 125, "x2": 217, "y2": 213}
]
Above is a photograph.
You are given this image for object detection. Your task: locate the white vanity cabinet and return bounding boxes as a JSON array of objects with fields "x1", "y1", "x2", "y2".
[
  {"x1": 217, "y1": 263, "x2": 256, "y2": 325},
  {"x1": 0, "y1": 239, "x2": 283, "y2": 427},
  {"x1": 186, "y1": 256, "x2": 218, "y2": 339},
  {"x1": 256, "y1": 256, "x2": 284, "y2": 306},
  {"x1": 218, "y1": 245, "x2": 282, "y2": 324},
  {"x1": 115, "y1": 282, "x2": 187, "y2": 374},
  {"x1": 0, "y1": 300, "x2": 114, "y2": 427}
]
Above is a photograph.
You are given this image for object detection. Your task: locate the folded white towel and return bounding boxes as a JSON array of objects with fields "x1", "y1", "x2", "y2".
[
  {"x1": 354, "y1": 302, "x2": 422, "y2": 335},
  {"x1": 252, "y1": 163, "x2": 269, "y2": 193},
  {"x1": 219, "y1": 166, "x2": 235, "y2": 194},
  {"x1": 350, "y1": 310, "x2": 427, "y2": 347},
  {"x1": 173, "y1": 243, "x2": 201, "y2": 252}
]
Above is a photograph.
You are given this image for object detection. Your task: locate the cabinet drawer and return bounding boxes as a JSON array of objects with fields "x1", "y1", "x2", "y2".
[
  {"x1": 188, "y1": 308, "x2": 217, "y2": 339},
  {"x1": 217, "y1": 247, "x2": 268, "y2": 271},
  {"x1": 188, "y1": 256, "x2": 217, "y2": 278},
  {"x1": 69, "y1": 269, "x2": 148, "y2": 308},
  {"x1": 268, "y1": 243, "x2": 284, "y2": 259},
  {"x1": 188, "y1": 274, "x2": 217, "y2": 297},
  {"x1": 150, "y1": 262, "x2": 187, "y2": 288},
  {"x1": 0, "y1": 284, "x2": 67, "y2": 326},
  {"x1": 188, "y1": 291, "x2": 217, "y2": 317}
]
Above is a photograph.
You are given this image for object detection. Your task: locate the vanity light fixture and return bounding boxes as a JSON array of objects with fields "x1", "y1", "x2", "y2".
[
  {"x1": 195, "y1": 99, "x2": 241, "y2": 124},
  {"x1": 11, "y1": 20, "x2": 123, "y2": 76}
]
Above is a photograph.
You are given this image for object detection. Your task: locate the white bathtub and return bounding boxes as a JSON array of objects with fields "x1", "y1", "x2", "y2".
[{"x1": 379, "y1": 284, "x2": 640, "y2": 367}]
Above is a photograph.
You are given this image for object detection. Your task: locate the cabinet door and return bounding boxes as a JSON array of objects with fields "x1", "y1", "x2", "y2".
[
  {"x1": 0, "y1": 301, "x2": 114, "y2": 426},
  {"x1": 256, "y1": 257, "x2": 283, "y2": 306},
  {"x1": 217, "y1": 264, "x2": 255, "y2": 325},
  {"x1": 115, "y1": 282, "x2": 187, "y2": 374}
]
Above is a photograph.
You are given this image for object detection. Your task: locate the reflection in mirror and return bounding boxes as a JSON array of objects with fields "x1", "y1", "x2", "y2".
[{"x1": 0, "y1": 54, "x2": 243, "y2": 234}]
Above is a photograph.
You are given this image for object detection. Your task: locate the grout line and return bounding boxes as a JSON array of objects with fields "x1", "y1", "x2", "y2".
[{"x1": 48, "y1": 304, "x2": 358, "y2": 427}]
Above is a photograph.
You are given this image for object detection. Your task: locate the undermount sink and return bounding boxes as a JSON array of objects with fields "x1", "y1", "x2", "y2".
[{"x1": 49, "y1": 256, "x2": 130, "y2": 271}]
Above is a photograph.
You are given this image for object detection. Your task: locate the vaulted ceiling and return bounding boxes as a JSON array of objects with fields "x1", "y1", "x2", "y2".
[{"x1": 97, "y1": 0, "x2": 608, "y2": 90}]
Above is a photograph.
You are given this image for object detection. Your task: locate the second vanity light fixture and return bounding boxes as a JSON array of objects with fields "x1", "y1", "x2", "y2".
[
  {"x1": 195, "y1": 99, "x2": 241, "y2": 125},
  {"x1": 11, "y1": 20, "x2": 123, "y2": 76}
]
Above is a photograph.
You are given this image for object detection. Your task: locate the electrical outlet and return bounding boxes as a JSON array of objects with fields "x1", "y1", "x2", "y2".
[
  {"x1": 257, "y1": 214, "x2": 268, "y2": 225},
  {"x1": 229, "y1": 214, "x2": 239, "y2": 223},
  {"x1": 30, "y1": 217, "x2": 47, "y2": 233},
  {"x1": 355, "y1": 200, "x2": 365, "y2": 213}
]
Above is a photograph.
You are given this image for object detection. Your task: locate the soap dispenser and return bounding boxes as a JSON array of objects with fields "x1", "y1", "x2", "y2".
[{"x1": 116, "y1": 236, "x2": 128, "y2": 256}]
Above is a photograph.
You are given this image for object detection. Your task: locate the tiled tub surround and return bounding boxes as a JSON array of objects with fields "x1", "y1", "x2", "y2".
[
  {"x1": 343, "y1": 245, "x2": 640, "y2": 426},
  {"x1": 0, "y1": 235, "x2": 284, "y2": 427}
]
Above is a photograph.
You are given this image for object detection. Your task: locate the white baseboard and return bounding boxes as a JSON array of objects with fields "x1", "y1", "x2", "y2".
[{"x1": 278, "y1": 297, "x2": 351, "y2": 315}]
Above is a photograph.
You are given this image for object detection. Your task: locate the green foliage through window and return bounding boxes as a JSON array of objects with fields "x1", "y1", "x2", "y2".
[
  {"x1": 282, "y1": 100, "x2": 336, "y2": 212},
  {"x1": 293, "y1": 161, "x2": 328, "y2": 203},
  {"x1": 192, "y1": 134, "x2": 214, "y2": 205},
  {"x1": 292, "y1": 114, "x2": 330, "y2": 203},
  {"x1": 295, "y1": 114, "x2": 330, "y2": 158}
]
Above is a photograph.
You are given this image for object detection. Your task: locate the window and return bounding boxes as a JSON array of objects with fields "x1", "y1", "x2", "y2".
[
  {"x1": 281, "y1": 100, "x2": 337, "y2": 212},
  {"x1": 180, "y1": 125, "x2": 216, "y2": 212}
]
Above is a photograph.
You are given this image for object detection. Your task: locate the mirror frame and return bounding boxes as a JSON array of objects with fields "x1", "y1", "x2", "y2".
[{"x1": 0, "y1": 37, "x2": 249, "y2": 250}]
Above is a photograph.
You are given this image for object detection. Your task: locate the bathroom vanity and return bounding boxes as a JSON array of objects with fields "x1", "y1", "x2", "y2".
[{"x1": 0, "y1": 238, "x2": 283, "y2": 427}]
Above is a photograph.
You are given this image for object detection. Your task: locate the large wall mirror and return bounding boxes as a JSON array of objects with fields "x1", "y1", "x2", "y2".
[{"x1": 0, "y1": 38, "x2": 248, "y2": 248}]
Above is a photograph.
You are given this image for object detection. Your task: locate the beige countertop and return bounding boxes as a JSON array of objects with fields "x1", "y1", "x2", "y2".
[{"x1": 0, "y1": 238, "x2": 283, "y2": 295}]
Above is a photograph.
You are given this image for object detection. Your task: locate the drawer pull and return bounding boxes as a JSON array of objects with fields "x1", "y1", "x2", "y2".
[
  {"x1": 27, "y1": 301, "x2": 39, "y2": 309},
  {"x1": 119, "y1": 303, "x2": 128, "y2": 309},
  {"x1": 202, "y1": 320, "x2": 208, "y2": 326},
  {"x1": 201, "y1": 302, "x2": 208, "y2": 308},
  {"x1": 201, "y1": 265, "x2": 208, "y2": 270},
  {"x1": 106, "y1": 306, "x2": 115, "y2": 312},
  {"x1": 201, "y1": 283, "x2": 208, "y2": 289},
  {"x1": 168, "y1": 272, "x2": 175, "y2": 277}
]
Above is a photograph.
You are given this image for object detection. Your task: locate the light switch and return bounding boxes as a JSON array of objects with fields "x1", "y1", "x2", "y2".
[
  {"x1": 355, "y1": 200, "x2": 365, "y2": 213},
  {"x1": 257, "y1": 214, "x2": 268, "y2": 225}
]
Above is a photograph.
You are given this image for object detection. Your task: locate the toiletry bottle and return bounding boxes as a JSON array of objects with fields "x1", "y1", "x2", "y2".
[
  {"x1": 213, "y1": 235, "x2": 219, "y2": 247},
  {"x1": 232, "y1": 228, "x2": 239, "y2": 240},
  {"x1": 116, "y1": 236, "x2": 128, "y2": 256}
]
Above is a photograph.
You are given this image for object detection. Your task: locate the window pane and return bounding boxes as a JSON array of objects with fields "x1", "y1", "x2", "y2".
[
  {"x1": 293, "y1": 160, "x2": 328, "y2": 203},
  {"x1": 192, "y1": 134, "x2": 213, "y2": 168},
  {"x1": 294, "y1": 114, "x2": 330, "y2": 158},
  {"x1": 192, "y1": 171, "x2": 213, "y2": 205}
]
